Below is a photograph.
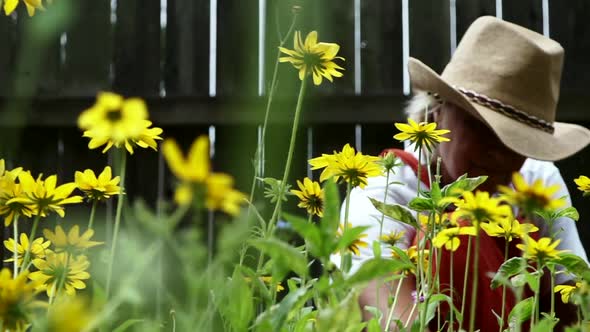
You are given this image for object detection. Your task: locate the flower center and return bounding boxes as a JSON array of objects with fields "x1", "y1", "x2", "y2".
[{"x1": 106, "y1": 109, "x2": 123, "y2": 123}]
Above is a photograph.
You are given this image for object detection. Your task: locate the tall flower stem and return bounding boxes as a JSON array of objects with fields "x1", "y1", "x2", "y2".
[
  {"x1": 247, "y1": 13, "x2": 298, "y2": 212},
  {"x1": 468, "y1": 225, "x2": 481, "y2": 332},
  {"x1": 376, "y1": 169, "x2": 392, "y2": 309},
  {"x1": 12, "y1": 215, "x2": 19, "y2": 277},
  {"x1": 268, "y1": 77, "x2": 307, "y2": 233},
  {"x1": 106, "y1": 150, "x2": 127, "y2": 298},
  {"x1": 87, "y1": 200, "x2": 98, "y2": 230},
  {"x1": 450, "y1": 251, "x2": 455, "y2": 332},
  {"x1": 460, "y1": 236, "x2": 472, "y2": 325},
  {"x1": 340, "y1": 182, "x2": 352, "y2": 272},
  {"x1": 21, "y1": 213, "x2": 41, "y2": 271},
  {"x1": 499, "y1": 240, "x2": 510, "y2": 332},
  {"x1": 384, "y1": 276, "x2": 405, "y2": 332}
]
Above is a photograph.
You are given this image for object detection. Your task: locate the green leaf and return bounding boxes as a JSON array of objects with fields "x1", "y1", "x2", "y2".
[
  {"x1": 408, "y1": 197, "x2": 434, "y2": 212},
  {"x1": 372, "y1": 240, "x2": 382, "y2": 258},
  {"x1": 430, "y1": 180, "x2": 442, "y2": 204},
  {"x1": 256, "y1": 287, "x2": 310, "y2": 332},
  {"x1": 250, "y1": 238, "x2": 308, "y2": 279},
  {"x1": 552, "y1": 253, "x2": 590, "y2": 276},
  {"x1": 491, "y1": 257, "x2": 527, "y2": 289},
  {"x1": 346, "y1": 258, "x2": 412, "y2": 286},
  {"x1": 218, "y1": 269, "x2": 255, "y2": 332},
  {"x1": 508, "y1": 297, "x2": 534, "y2": 325},
  {"x1": 369, "y1": 198, "x2": 418, "y2": 228},
  {"x1": 366, "y1": 318, "x2": 381, "y2": 332},
  {"x1": 532, "y1": 315, "x2": 558, "y2": 332},
  {"x1": 284, "y1": 212, "x2": 323, "y2": 258},
  {"x1": 555, "y1": 206, "x2": 580, "y2": 221},
  {"x1": 259, "y1": 177, "x2": 292, "y2": 203},
  {"x1": 441, "y1": 174, "x2": 488, "y2": 197},
  {"x1": 336, "y1": 226, "x2": 371, "y2": 253},
  {"x1": 113, "y1": 319, "x2": 145, "y2": 332},
  {"x1": 322, "y1": 178, "x2": 341, "y2": 237}
]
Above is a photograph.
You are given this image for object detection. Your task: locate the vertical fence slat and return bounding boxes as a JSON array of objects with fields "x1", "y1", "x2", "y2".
[
  {"x1": 361, "y1": 0, "x2": 403, "y2": 95},
  {"x1": 0, "y1": 17, "x2": 17, "y2": 97},
  {"x1": 549, "y1": 0, "x2": 590, "y2": 94},
  {"x1": 455, "y1": 0, "x2": 495, "y2": 46},
  {"x1": 217, "y1": 0, "x2": 258, "y2": 96},
  {"x1": 165, "y1": 0, "x2": 210, "y2": 96},
  {"x1": 62, "y1": 1, "x2": 112, "y2": 96},
  {"x1": 502, "y1": 0, "x2": 543, "y2": 33},
  {"x1": 113, "y1": 0, "x2": 161, "y2": 96},
  {"x1": 409, "y1": 0, "x2": 450, "y2": 75}
]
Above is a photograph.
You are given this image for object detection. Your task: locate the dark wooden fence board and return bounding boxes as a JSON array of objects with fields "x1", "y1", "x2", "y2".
[
  {"x1": 409, "y1": 0, "x2": 450, "y2": 76},
  {"x1": 361, "y1": 123, "x2": 402, "y2": 157},
  {"x1": 361, "y1": 0, "x2": 403, "y2": 95},
  {"x1": 62, "y1": 0, "x2": 111, "y2": 96},
  {"x1": 455, "y1": 0, "x2": 495, "y2": 46},
  {"x1": 549, "y1": 0, "x2": 590, "y2": 94},
  {"x1": 502, "y1": 0, "x2": 543, "y2": 33},
  {"x1": 0, "y1": 16, "x2": 17, "y2": 96},
  {"x1": 113, "y1": 0, "x2": 161, "y2": 96}
]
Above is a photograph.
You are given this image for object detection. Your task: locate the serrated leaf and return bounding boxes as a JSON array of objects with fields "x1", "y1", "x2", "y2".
[
  {"x1": 491, "y1": 257, "x2": 527, "y2": 289},
  {"x1": 346, "y1": 258, "x2": 412, "y2": 286},
  {"x1": 555, "y1": 206, "x2": 580, "y2": 222},
  {"x1": 370, "y1": 198, "x2": 418, "y2": 228},
  {"x1": 250, "y1": 238, "x2": 308, "y2": 279},
  {"x1": 508, "y1": 297, "x2": 534, "y2": 325}
]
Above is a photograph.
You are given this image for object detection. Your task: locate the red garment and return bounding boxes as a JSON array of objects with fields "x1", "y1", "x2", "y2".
[{"x1": 381, "y1": 148, "x2": 538, "y2": 332}]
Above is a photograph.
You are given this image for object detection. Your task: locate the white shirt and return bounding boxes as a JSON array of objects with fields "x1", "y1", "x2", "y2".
[{"x1": 331, "y1": 148, "x2": 588, "y2": 284}]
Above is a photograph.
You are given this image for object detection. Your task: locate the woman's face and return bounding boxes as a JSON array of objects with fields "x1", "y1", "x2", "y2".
[{"x1": 433, "y1": 103, "x2": 526, "y2": 193}]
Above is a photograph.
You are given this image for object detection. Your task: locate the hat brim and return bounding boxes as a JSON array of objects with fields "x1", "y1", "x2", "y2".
[{"x1": 408, "y1": 57, "x2": 590, "y2": 161}]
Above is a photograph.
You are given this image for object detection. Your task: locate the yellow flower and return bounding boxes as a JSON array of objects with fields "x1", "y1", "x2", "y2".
[
  {"x1": 393, "y1": 119, "x2": 450, "y2": 151},
  {"x1": 245, "y1": 276, "x2": 285, "y2": 292},
  {"x1": 43, "y1": 225, "x2": 103, "y2": 254},
  {"x1": 162, "y1": 136, "x2": 210, "y2": 183},
  {"x1": 3, "y1": 233, "x2": 51, "y2": 266},
  {"x1": 0, "y1": 162, "x2": 33, "y2": 226},
  {"x1": 75, "y1": 166, "x2": 121, "y2": 202},
  {"x1": 79, "y1": 92, "x2": 163, "y2": 154},
  {"x1": 554, "y1": 282, "x2": 582, "y2": 304},
  {"x1": 499, "y1": 173, "x2": 565, "y2": 213},
  {"x1": 432, "y1": 226, "x2": 477, "y2": 252},
  {"x1": 28, "y1": 252, "x2": 91, "y2": 297},
  {"x1": 392, "y1": 245, "x2": 429, "y2": 275},
  {"x1": 0, "y1": 268, "x2": 39, "y2": 331},
  {"x1": 380, "y1": 230, "x2": 405, "y2": 247},
  {"x1": 279, "y1": 30, "x2": 344, "y2": 85},
  {"x1": 337, "y1": 225, "x2": 368, "y2": 256},
  {"x1": 309, "y1": 144, "x2": 382, "y2": 188},
  {"x1": 573, "y1": 175, "x2": 590, "y2": 196},
  {"x1": 7, "y1": 172, "x2": 82, "y2": 218},
  {"x1": 3, "y1": 0, "x2": 43, "y2": 17},
  {"x1": 173, "y1": 183, "x2": 193, "y2": 206},
  {"x1": 418, "y1": 213, "x2": 450, "y2": 228},
  {"x1": 480, "y1": 217, "x2": 538, "y2": 242},
  {"x1": 205, "y1": 173, "x2": 246, "y2": 216},
  {"x1": 47, "y1": 296, "x2": 95, "y2": 332},
  {"x1": 516, "y1": 236, "x2": 568, "y2": 263},
  {"x1": 290, "y1": 177, "x2": 324, "y2": 217},
  {"x1": 451, "y1": 191, "x2": 512, "y2": 225}
]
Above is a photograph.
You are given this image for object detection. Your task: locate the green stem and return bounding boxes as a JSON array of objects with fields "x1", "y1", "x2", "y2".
[
  {"x1": 549, "y1": 266, "x2": 555, "y2": 317},
  {"x1": 106, "y1": 150, "x2": 127, "y2": 299},
  {"x1": 532, "y1": 261, "x2": 543, "y2": 327},
  {"x1": 247, "y1": 14, "x2": 298, "y2": 214},
  {"x1": 460, "y1": 236, "x2": 472, "y2": 326},
  {"x1": 12, "y1": 215, "x2": 19, "y2": 278},
  {"x1": 50, "y1": 254, "x2": 70, "y2": 305},
  {"x1": 468, "y1": 225, "x2": 481, "y2": 332},
  {"x1": 268, "y1": 77, "x2": 307, "y2": 233},
  {"x1": 450, "y1": 250, "x2": 454, "y2": 332},
  {"x1": 384, "y1": 276, "x2": 405, "y2": 331},
  {"x1": 87, "y1": 200, "x2": 97, "y2": 230},
  {"x1": 499, "y1": 240, "x2": 509, "y2": 332},
  {"x1": 21, "y1": 213, "x2": 41, "y2": 271},
  {"x1": 376, "y1": 170, "x2": 392, "y2": 314},
  {"x1": 340, "y1": 182, "x2": 352, "y2": 273}
]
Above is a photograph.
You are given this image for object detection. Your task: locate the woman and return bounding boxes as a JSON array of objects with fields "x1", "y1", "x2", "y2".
[{"x1": 337, "y1": 16, "x2": 590, "y2": 331}]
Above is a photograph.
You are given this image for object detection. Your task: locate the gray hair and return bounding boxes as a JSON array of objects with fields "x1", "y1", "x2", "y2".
[{"x1": 404, "y1": 91, "x2": 441, "y2": 122}]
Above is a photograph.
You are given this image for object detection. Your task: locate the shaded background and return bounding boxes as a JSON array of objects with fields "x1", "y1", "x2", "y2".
[{"x1": 0, "y1": 0, "x2": 589, "y2": 260}]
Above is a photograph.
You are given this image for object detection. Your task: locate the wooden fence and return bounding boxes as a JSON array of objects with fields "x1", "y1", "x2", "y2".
[{"x1": 1, "y1": 0, "x2": 590, "y2": 260}]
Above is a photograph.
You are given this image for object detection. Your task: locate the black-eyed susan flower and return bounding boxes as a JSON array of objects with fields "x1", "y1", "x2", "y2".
[
  {"x1": 480, "y1": 216, "x2": 538, "y2": 242},
  {"x1": 3, "y1": 0, "x2": 43, "y2": 16},
  {"x1": 451, "y1": 191, "x2": 512, "y2": 225},
  {"x1": 75, "y1": 166, "x2": 121, "y2": 202},
  {"x1": 380, "y1": 230, "x2": 405, "y2": 247},
  {"x1": 7, "y1": 172, "x2": 82, "y2": 218},
  {"x1": 78, "y1": 92, "x2": 163, "y2": 155},
  {"x1": 28, "y1": 252, "x2": 90, "y2": 297},
  {"x1": 432, "y1": 226, "x2": 476, "y2": 252},
  {"x1": 516, "y1": 236, "x2": 568, "y2": 263},
  {"x1": 0, "y1": 161, "x2": 33, "y2": 226},
  {"x1": 47, "y1": 296, "x2": 96, "y2": 332},
  {"x1": 43, "y1": 225, "x2": 102, "y2": 255},
  {"x1": 205, "y1": 173, "x2": 246, "y2": 216},
  {"x1": 4, "y1": 233, "x2": 51, "y2": 266},
  {"x1": 309, "y1": 144, "x2": 382, "y2": 189},
  {"x1": 162, "y1": 136, "x2": 210, "y2": 183},
  {"x1": 499, "y1": 173, "x2": 565, "y2": 213},
  {"x1": 573, "y1": 175, "x2": 590, "y2": 196},
  {"x1": 393, "y1": 119, "x2": 450, "y2": 151},
  {"x1": 554, "y1": 282, "x2": 582, "y2": 304},
  {"x1": 392, "y1": 245, "x2": 429, "y2": 275},
  {"x1": 290, "y1": 177, "x2": 324, "y2": 217},
  {"x1": 0, "y1": 268, "x2": 39, "y2": 331},
  {"x1": 279, "y1": 31, "x2": 344, "y2": 86},
  {"x1": 337, "y1": 225, "x2": 368, "y2": 256}
]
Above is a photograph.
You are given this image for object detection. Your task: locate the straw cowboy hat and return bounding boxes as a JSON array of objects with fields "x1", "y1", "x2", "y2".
[{"x1": 408, "y1": 16, "x2": 590, "y2": 161}]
